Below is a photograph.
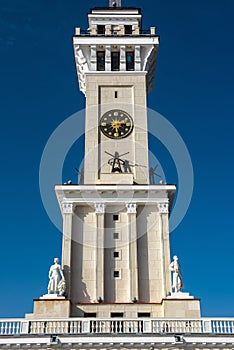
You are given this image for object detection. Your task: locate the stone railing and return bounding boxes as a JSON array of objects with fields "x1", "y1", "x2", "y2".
[
  {"x1": 0, "y1": 318, "x2": 234, "y2": 336},
  {"x1": 79, "y1": 29, "x2": 154, "y2": 36}
]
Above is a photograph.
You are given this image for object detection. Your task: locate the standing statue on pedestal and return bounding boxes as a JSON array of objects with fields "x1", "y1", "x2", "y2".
[
  {"x1": 47, "y1": 258, "x2": 66, "y2": 296},
  {"x1": 169, "y1": 255, "x2": 184, "y2": 293}
]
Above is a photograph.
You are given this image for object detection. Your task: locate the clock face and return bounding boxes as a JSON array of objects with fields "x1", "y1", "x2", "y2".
[{"x1": 99, "y1": 109, "x2": 134, "y2": 139}]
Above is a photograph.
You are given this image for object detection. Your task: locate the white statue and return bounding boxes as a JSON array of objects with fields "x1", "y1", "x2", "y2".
[
  {"x1": 169, "y1": 255, "x2": 184, "y2": 293},
  {"x1": 47, "y1": 258, "x2": 66, "y2": 295}
]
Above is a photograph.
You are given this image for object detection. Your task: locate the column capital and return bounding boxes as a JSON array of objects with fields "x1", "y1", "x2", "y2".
[
  {"x1": 157, "y1": 202, "x2": 169, "y2": 214},
  {"x1": 126, "y1": 203, "x2": 137, "y2": 214},
  {"x1": 62, "y1": 202, "x2": 75, "y2": 214},
  {"x1": 95, "y1": 203, "x2": 106, "y2": 214}
]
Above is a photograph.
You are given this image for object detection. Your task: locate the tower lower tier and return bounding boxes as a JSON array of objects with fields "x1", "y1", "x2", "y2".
[{"x1": 55, "y1": 185, "x2": 176, "y2": 305}]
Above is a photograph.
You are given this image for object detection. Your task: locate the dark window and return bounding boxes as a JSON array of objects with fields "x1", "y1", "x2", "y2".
[
  {"x1": 125, "y1": 25, "x2": 132, "y2": 35},
  {"x1": 113, "y1": 270, "x2": 119, "y2": 278},
  {"x1": 111, "y1": 312, "x2": 123, "y2": 317},
  {"x1": 113, "y1": 251, "x2": 119, "y2": 258},
  {"x1": 113, "y1": 232, "x2": 119, "y2": 239},
  {"x1": 84, "y1": 312, "x2": 97, "y2": 317},
  {"x1": 138, "y1": 312, "x2": 150, "y2": 317},
  {"x1": 97, "y1": 51, "x2": 105, "y2": 71},
  {"x1": 97, "y1": 25, "x2": 105, "y2": 35},
  {"x1": 111, "y1": 52, "x2": 120, "y2": 71},
  {"x1": 126, "y1": 52, "x2": 134, "y2": 71},
  {"x1": 113, "y1": 214, "x2": 119, "y2": 221},
  {"x1": 114, "y1": 91, "x2": 118, "y2": 98}
]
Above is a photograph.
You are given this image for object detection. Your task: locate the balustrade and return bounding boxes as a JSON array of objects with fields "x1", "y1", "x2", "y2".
[{"x1": 0, "y1": 318, "x2": 234, "y2": 336}]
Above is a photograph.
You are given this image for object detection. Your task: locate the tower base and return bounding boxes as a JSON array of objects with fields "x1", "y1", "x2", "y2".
[{"x1": 69, "y1": 300, "x2": 201, "y2": 318}]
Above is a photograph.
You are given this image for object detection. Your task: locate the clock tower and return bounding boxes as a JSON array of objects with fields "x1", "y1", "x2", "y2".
[
  {"x1": 74, "y1": 5, "x2": 158, "y2": 186},
  {"x1": 2, "y1": 1, "x2": 233, "y2": 348},
  {"x1": 45, "y1": 2, "x2": 201, "y2": 319}
]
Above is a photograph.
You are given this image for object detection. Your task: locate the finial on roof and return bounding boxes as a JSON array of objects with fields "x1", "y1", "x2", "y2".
[{"x1": 109, "y1": 0, "x2": 121, "y2": 7}]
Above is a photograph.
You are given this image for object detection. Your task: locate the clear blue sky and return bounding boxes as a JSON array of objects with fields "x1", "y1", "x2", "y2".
[{"x1": 0, "y1": 0, "x2": 234, "y2": 318}]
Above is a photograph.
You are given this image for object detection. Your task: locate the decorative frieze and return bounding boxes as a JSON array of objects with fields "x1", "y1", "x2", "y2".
[
  {"x1": 157, "y1": 202, "x2": 169, "y2": 214},
  {"x1": 126, "y1": 203, "x2": 137, "y2": 214}
]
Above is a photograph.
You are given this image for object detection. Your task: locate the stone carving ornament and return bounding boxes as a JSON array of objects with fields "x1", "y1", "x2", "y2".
[{"x1": 74, "y1": 45, "x2": 88, "y2": 95}]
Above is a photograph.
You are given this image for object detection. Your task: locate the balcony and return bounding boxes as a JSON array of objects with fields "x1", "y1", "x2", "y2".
[
  {"x1": 1, "y1": 318, "x2": 234, "y2": 336},
  {"x1": 78, "y1": 29, "x2": 156, "y2": 37}
]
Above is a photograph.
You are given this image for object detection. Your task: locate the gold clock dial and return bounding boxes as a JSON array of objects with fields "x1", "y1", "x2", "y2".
[{"x1": 99, "y1": 109, "x2": 134, "y2": 139}]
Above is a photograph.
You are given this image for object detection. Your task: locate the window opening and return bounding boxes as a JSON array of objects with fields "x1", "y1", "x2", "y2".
[
  {"x1": 97, "y1": 51, "x2": 105, "y2": 71},
  {"x1": 125, "y1": 25, "x2": 132, "y2": 35},
  {"x1": 111, "y1": 52, "x2": 120, "y2": 71},
  {"x1": 126, "y1": 51, "x2": 134, "y2": 71},
  {"x1": 113, "y1": 270, "x2": 120, "y2": 278},
  {"x1": 97, "y1": 25, "x2": 105, "y2": 35},
  {"x1": 138, "y1": 312, "x2": 150, "y2": 317}
]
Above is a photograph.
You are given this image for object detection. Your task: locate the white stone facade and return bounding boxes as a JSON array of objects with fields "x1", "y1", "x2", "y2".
[{"x1": 0, "y1": 3, "x2": 232, "y2": 350}]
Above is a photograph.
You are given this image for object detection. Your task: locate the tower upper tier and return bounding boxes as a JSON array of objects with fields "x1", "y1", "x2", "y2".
[{"x1": 73, "y1": 7, "x2": 159, "y2": 95}]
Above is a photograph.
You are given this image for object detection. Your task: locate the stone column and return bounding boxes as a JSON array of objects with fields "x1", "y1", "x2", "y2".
[
  {"x1": 135, "y1": 45, "x2": 141, "y2": 71},
  {"x1": 119, "y1": 24, "x2": 124, "y2": 35},
  {"x1": 75, "y1": 27, "x2": 80, "y2": 35},
  {"x1": 90, "y1": 45, "x2": 97, "y2": 71},
  {"x1": 106, "y1": 25, "x2": 111, "y2": 36},
  {"x1": 105, "y1": 45, "x2": 111, "y2": 71},
  {"x1": 120, "y1": 45, "x2": 126, "y2": 71},
  {"x1": 90, "y1": 25, "x2": 97, "y2": 36},
  {"x1": 95, "y1": 203, "x2": 105, "y2": 301},
  {"x1": 61, "y1": 202, "x2": 75, "y2": 299},
  {"x1": 126, "y1": 203, "x2": 138, "y2": 301},
  {"x1": 133, "y1": 25, "x2": 140, "y2": 35},
  {"x1": 157, "y1": 202, "x2": 171, "y2": 298},
  {"x1": 150, "y1": 26, "x2": 156, "y2": 35}
]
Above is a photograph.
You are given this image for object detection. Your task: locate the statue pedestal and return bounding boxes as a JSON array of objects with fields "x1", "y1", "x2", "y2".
[
  {"x1": 32, "y1": 297, "x2": 71, "y2": 319},
  {"x1": 166, "y1": 291, "x2": 194, "y2": 299},
  {"x1": 162, "y1": 292, "x2": 201, "y2": 318},
  {"x1": 40, "y1": 294, "x2": 65, "y2": 300}
]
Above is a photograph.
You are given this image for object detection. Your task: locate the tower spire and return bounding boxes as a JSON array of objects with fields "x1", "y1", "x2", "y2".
[{"x1": 109, "y1": 0, "x2": 121, "y2": 7}]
